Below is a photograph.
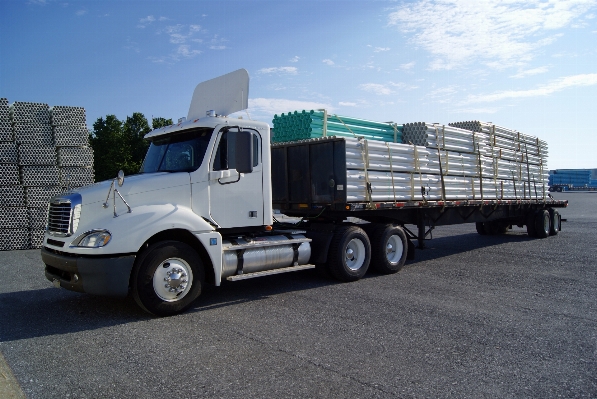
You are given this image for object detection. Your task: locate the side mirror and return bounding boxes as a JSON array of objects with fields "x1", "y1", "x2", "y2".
[
  {"x1": 234, "y1": 130, "x2": 253, "y2": 174},
  {"x1": 117, "y1": 170, "x2": 125, "y2": 187}
]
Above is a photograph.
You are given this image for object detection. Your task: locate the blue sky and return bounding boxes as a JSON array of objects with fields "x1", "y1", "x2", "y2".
[{"x1": 1, "y1": 0, "x2": 596, "y2": 169}]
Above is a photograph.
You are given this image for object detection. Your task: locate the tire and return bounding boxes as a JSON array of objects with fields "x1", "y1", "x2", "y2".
[
  {"x1": 534, "y1": 210, "x2": 551, "y2": 239},
  {"x1": 475, "y1": 222, "x2": 487, "y2": 235},
  {"x1": 327, "y1": 225, "x2": 371, "y2": 282},
  {"x1": 526, "y1": 211, "x2": 537, "y2": 238},
  {"x1": 548, "y1": 209, "x2": 560, "y2": 236},
  {"x1": 369, "y1": 225, "x2": 408, "y2": 274},
  {"x1": 132, "y1": 241, "x2": 205, "y2": 316}
]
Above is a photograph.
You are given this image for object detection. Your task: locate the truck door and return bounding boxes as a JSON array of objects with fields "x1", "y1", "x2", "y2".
[{"x1": 208, "y1": 127, "x2": 264, "y2": 228}]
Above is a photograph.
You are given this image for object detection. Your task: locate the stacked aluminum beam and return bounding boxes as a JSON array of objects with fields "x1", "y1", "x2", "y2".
[
  {"x1": 0, "y1": 99, "x2": 94, "y2": 250},
  {"x1": 51, "y1": 106, "x2": 94, "y2": 188},
  {"x1": 305, "y1": 134, "x2": 550, "y2": 203}
]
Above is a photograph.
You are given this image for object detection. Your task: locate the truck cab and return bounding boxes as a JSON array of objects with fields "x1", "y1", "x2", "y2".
[{"x1": 42, "y1": 70, "x2": 320, "y2": 316}]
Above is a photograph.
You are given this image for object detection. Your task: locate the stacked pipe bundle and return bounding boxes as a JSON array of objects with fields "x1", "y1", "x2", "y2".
[
  {"x1": 272, "y1": 110, "x2": 403, "y2": 143},
  {"x1": 341, "y1": 136, "x2": 547, "y2": 202},
  {"x1": 51, "y1": 106, "x2": 94, "y2": 189},
  {"x1": 0, "y1": 99, "x2": 94, "y2": 250}
]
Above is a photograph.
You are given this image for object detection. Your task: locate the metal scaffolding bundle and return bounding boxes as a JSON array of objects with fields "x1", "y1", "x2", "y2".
[
  {"x1": 18, "y1": 145, "x2": 57, "y2": 166},
  {"x1": 13, "y1": 124, "x2": 54, "y2": 145},
  {"x1": 0, "y1": 186, "x2": 25, "y2": 207},
  {"x1": 0, "y1": 164, "x2": 20, "y2": 185},
  {"x1": 24, "y1": 186, "x2": 64, "y2": 207},
  {"x1": 20, "y1": 165, "x2": 61, "y2": 187},
  {"x1": 0, "y1": 121, "x2": 12, "y2": 142},
  {"x1": 10, "y1": 102, "x2": 51, "y2": 124},
  {"x1": 50, "y1": 106, "x2": 86, "y2": 126},
  {"x1": 0, "y1": 98, "x2": 9, "y2": 121},
  {"x1": 57, "y1": 146, "x2": 94, "y2": 167},
  {"x1": 0, "y1": 143, "x2": 18, "y2": 163},
  {"x1": 30, "y1": 229, "x2": 45, "y2": 249},
  {"x1": 0, "y1": 229, "x2": 30, "y2": 251},
  {"x1": 0, "y1": 207, "x2": 29, "y2": 229},
  {"x1": 28, "y1": 207, "x2": 47, "y2": 229},
  {"x1": 60, "y1": 166, "x2": 94, "y2": 187},
  {"x1": 53, "y1": 125, "x2": 90, "y2": 146}
]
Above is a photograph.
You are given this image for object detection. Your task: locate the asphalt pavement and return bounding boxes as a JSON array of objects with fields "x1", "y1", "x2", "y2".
[{"x1": 0, "y1": 192, "x2": 596, "y2": 398}]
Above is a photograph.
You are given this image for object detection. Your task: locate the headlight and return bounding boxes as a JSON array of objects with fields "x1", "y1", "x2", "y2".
[{"x1": 72, "y1": 230, "x2": 112, "y2": 248}]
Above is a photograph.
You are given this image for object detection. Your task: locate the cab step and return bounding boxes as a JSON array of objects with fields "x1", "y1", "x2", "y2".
[{"x1": 226, "y1": 264, "x2": 315, "y2": 281}]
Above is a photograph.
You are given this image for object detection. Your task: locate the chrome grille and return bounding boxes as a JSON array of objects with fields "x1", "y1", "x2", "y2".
[{"x1": 47, "y1": 201, "x2": 72, "y2": 235}]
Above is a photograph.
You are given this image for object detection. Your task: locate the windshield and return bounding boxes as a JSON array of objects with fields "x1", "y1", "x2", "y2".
[{"x1": 140, "y1": 128, "x2": 213, "y2": 173}]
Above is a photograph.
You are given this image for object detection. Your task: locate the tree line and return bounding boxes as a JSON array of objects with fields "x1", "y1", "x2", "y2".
[{"x1": 89, "y1": 113, "x2": 173, "y2": 182}]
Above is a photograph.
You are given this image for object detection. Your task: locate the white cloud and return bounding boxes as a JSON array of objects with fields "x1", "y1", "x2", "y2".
[
  {"x1": 170, "y1": 34, "x2": 186, "y2": 44},
  {"x1": 243, "y1": 98, "x2": 333, "y2": 122},
  {"x1": 399, "y1": 61, "x2": 415, "y2": 70},
  {"x1": 137, "y1": 15, "x2": 155, "y2": 28},
  {"x1": 210, "y1": 46, "x2": 227, "y2": 50},
  {"x1": 453, "y1": 107, "x2": 499, "y2": 114},
  {"x1": 289, "y1": 56, "x2": 300, "y2": 63},
  {"x1": 388, "y1": 0, "x2": 596, "y2": 70},
  {"x1": 510, "y1": 66, "x2": 549, "y2": 78},
  {"x1": 359, "y1": 83, "x2": 393, "y2": 95},
  {"x1": 373, "y1": 47, "x2": 390, "y2": 52},
  {"x1": 466, "y1": 73, "x2": 597, "y2": 103},
  {"x1": 189, "y1": 25, "x2": 201, "y2": 32},
  {"x1": 176, "y1": 45, "x2": 201, "y2": 58},
  {"x1": 75, "y1": 9, "x2": 87, "y2": 16},
  {"x1": 258, "y1": 67, "x2": 298, "y2": 75},
  {"x1": 322, "y1": 59, "x2": 335, "y2": 66},
  {"x1": 339, "y1": 102, "x2": 357, "y2": 107},
  {"x1": 159, "y1": 16, "x2": 169, "y2": 21}
]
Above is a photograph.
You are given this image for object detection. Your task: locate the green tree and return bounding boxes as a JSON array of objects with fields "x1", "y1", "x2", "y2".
[
  {"x1": 91, "y1": 113, "x2": 172, "y2": 182},
  {"x1": 123, "y1": 112, "x2": 152, "y2": 175},
  {"x1": 152, "y1": 117, "x2": 173, "y2": 129},
  {"x1": 90, "y1": 115, "x2": 126, "y2": 182}
]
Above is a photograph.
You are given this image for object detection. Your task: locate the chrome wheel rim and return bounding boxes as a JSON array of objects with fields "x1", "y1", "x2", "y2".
[
  {"x1": 345, "y1": 238, "x2": 366, "y2": 271},
  {"x1": 385, "y1": 235, "x2": 404, "y2": 264},
  {"x1": 153, "y1": 257, "x2": 193, "y2": 302}
]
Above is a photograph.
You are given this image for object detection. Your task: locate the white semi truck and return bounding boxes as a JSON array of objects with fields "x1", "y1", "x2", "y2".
[{"x1": 41, "y1": 69, "x2": 567, "y2": 316}]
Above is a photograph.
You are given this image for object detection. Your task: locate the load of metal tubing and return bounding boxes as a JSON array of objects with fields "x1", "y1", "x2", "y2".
[{"x1": 272, "y1": 110, "x2": 403, "y2": 143}]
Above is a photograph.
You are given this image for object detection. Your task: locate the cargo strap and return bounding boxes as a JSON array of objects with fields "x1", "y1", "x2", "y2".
[
  {"x1": 333, "y1": 114, "x2": 358, "y2": 138},
  {"x1": 359, "y1": 138, "x2": 374, "y2": 208},
  {"x1": 511, "y1": 171, "x2": 518, "y2": 200},
  {"x1": 524, "y1": 143, "x2": 532, "y2": 200},
  {"x1": 392, "y1": 123, "x2": 398, "y2": 143},
  {"x1": 385, "y1": 142, "x2": 397, "y2": 204},
  {"x1": 412, "y1": 143, "x2": 425, "y2": 202},
  {"x1": 476, "y1": 144, "x2": 484, "y2": 201},
  {"x1": 436, "y1": 145, "x2": 446, "y2": 202}
]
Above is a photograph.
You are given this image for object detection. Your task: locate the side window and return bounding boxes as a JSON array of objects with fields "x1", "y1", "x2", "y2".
[{"x1": 213, "y1": 129, "x2": 261, "y2": 171}]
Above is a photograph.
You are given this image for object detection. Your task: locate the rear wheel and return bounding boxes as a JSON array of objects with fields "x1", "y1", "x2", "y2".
[
  {"x1": 526, "y1": 211, "x2": 537, "y2": 238},
  {"x1": 132, "y1": 241, "x2": 205, "y2": 316},
  {"x1": 534, "y1": 210, "x2": 551, "y2": 239},
  {"x1": 327, "y1": 225, "x2": 371, "y2": 282},
  {"x1": 548, "y1": 209, "x2": 560, "y2": 236},
  {"x1": 475, "y1": 222, "x2": 487, "y2": 235},
  {"x1": 370, "y1": 225, "x2": 408, "y2": 274}
]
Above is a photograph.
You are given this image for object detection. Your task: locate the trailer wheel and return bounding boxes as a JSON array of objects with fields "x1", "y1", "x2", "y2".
[
  {"x1": 132, "y1": 240, "x2": 205, "y2": 316},
  {"x1": 328, "y1": 225, "x2": 371, "y2": 282},
  {"x1": 526, "y1": 211, "x2": 537, "y2": 238},
  {"x1": 548, "y1": 209, "x2": 560, "y2": 236},
  {"x1": 484, "y1": 221, "x2": 508, "y2": 235},
  {"x1": 534, "y1": 210, "x2": 551, "y2": 239},
  {"x1": 370, "y1": 225, "x2": 407, "y2": 274},
  {"x1": 475, "y1": 222, "x2": 487, "y2": 235}
]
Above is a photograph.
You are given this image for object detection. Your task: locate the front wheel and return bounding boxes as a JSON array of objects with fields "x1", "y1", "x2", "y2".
[
  {"x1": 328, "y1": 225, "x2": 371, "y2": 282},
  {"x1": 132, "y1": 241, "x2": 205, "y2": 316}
]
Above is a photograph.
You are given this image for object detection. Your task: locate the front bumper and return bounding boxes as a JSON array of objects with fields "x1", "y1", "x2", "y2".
[{"x1": 41, "y1": 247, "x2": 136, "y2": 297}]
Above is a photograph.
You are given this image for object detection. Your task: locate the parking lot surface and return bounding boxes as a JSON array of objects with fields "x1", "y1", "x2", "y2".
[{"x1": 0, "y1": 192, "x2": 595, "y2": 398}]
